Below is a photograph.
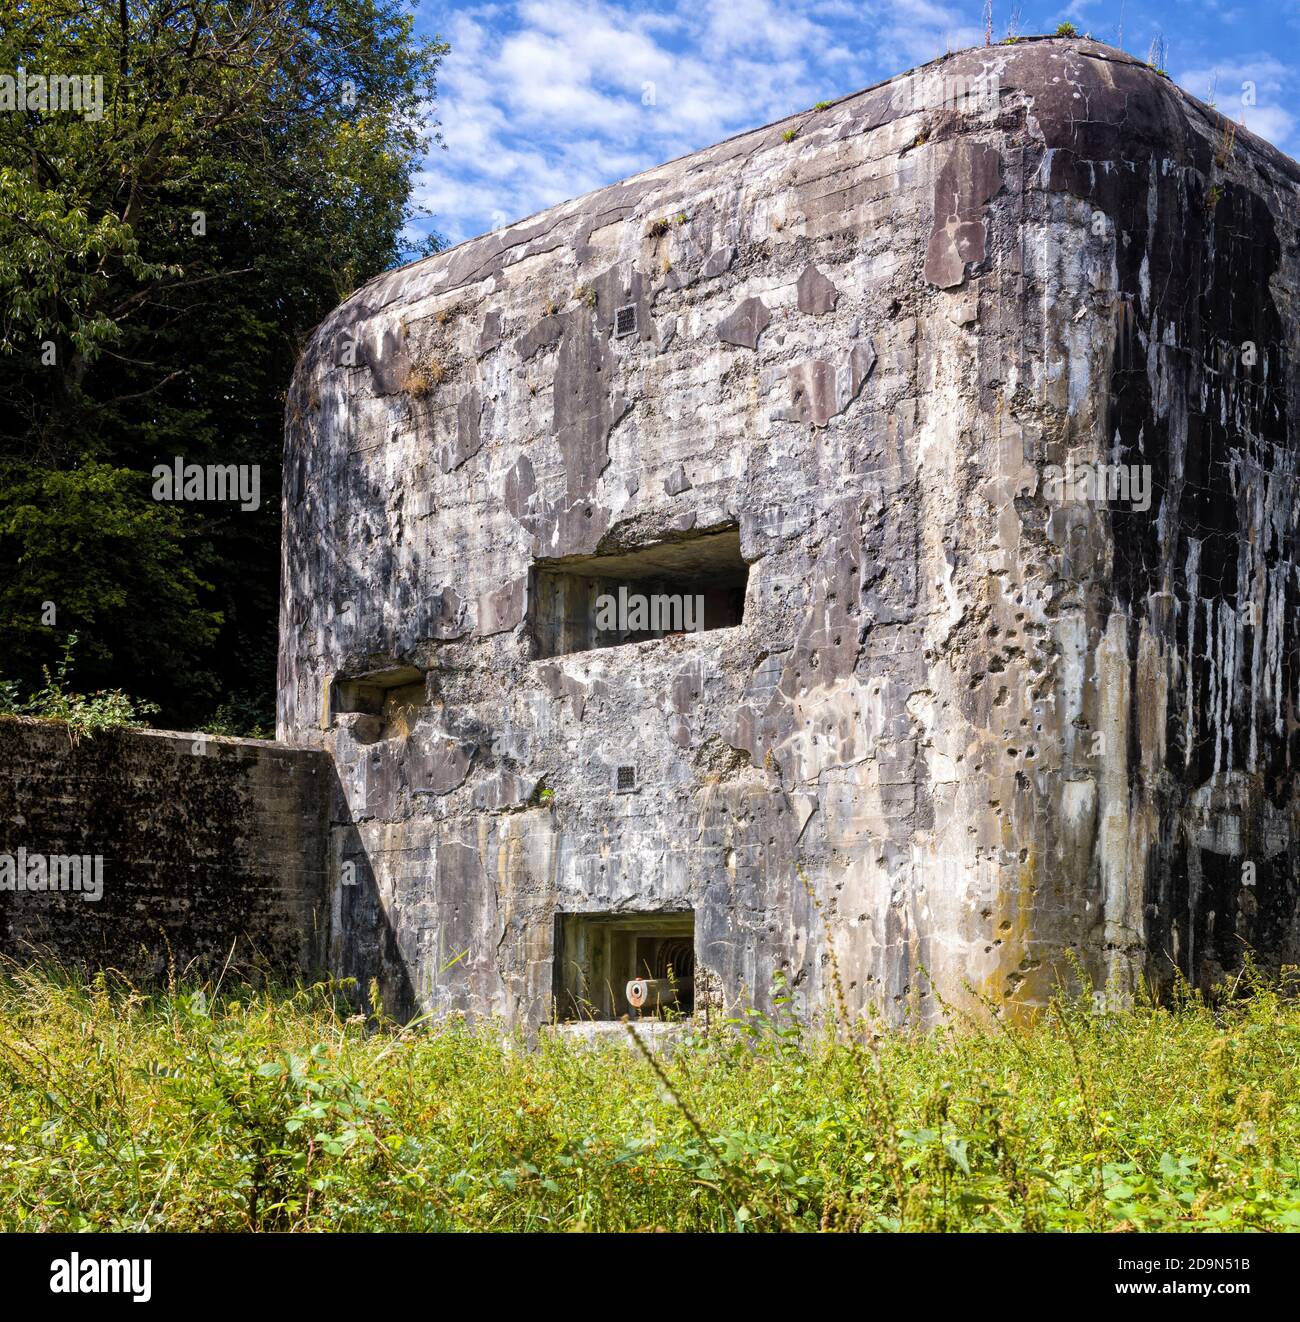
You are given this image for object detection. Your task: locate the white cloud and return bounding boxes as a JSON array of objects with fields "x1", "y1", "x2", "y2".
[
  {"x1": 703, "y1": 0, "x2": 834, "y2": 58},
  {"x1": 420, "y1": 0, "x2": 892, "y2": 244},
  {"x1": 417, "y1": 2, "x2": 1296, "y2": 248},
  {"x1": 1176, "y1": 56, "x2": 1299, "y2": 155},
  {"x1": 876, "y1": 0, "x2": 983, "y2": 66}
]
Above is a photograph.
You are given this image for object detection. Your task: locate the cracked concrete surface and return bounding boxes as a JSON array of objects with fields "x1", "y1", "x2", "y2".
[{"x1": 279, "y1": 37, "x2": 1300, "y2": 1028}]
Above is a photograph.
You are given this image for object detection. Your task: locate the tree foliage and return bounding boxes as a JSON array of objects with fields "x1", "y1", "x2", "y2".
[{"x1": 0, "y1": 0, "x2": 447, "y2": 728}]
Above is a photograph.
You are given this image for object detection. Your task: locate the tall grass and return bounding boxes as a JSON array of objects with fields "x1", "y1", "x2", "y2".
[{"x1": 0, "y1": 959, "x2": 1296, "y2": 1231}]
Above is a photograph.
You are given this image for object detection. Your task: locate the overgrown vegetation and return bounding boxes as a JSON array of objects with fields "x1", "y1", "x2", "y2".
[
  {"x1": 1, "y1": 961, "x2": 1297, "y2": 1232},
  {"x1": 0, "y1": 632, "x2": 158, "y2": 740},
  {"x1": 198, "y1": 695, "x2": 274, "y2": 742}
]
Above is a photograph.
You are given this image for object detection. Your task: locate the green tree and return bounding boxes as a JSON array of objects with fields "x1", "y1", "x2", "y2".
[{"x1": 0, "y1": 0, "x2": 447, "y2": 728}]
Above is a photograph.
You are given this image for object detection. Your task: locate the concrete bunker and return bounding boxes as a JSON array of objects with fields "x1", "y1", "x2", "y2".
[
  {"x1": 553, "y1": 911, "x2": 696, "y2": 1021},
  {"x1": 278, "y1": 37, "x2": 1300, "y2": 1031},
  {"x1": 528, "y1": 528, "x2": 748, "y2": 658}
]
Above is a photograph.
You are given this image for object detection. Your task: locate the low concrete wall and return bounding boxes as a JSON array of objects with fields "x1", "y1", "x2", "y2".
[{"x1": 0, "y1": 718, "x2": 332, "y2": 981}]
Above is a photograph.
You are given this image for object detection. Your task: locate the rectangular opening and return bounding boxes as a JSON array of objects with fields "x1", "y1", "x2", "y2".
[
  {"x1": 330, "y1": 664, "x2": 424, "y2": 718},
  {"x1": 529, "y1": 527, "x2": 748, "y2": 658},
  {"x1": 615, "y1": 303, "x2": 637, "y2": 337},
  {"x1": 553, "y1": 911, "x2": 695, "y2": 1021}
]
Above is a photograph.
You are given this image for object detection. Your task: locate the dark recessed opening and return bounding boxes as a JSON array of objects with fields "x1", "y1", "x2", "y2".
[
  {"x1": 616, "y1": 765, "x2": 636, "y2": 792},
  {"x1": 553, "y1": 911, "x2": 695, "y2": 1021},
  {"x1": 331, "y1": 664, "x2": 424, "y2": 718},
  {"x1": 529, "y1": 527, "x2": 748, "y2": 658}
]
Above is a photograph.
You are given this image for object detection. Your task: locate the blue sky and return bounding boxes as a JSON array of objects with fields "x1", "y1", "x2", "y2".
[{"x1": 410, "y1": 0, "x2": 1300, "y2": 249}]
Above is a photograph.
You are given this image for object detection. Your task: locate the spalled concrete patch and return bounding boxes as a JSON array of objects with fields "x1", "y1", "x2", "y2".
[
  {"x1": 797, "y1": 264, "x2": 838, "y2": 315},
  {"x1": 717, "y1": 296, "x2": 771, "y2": 350},
  {"x1": 924, "y1": 140, "x2": 1003, "y2": 288}
]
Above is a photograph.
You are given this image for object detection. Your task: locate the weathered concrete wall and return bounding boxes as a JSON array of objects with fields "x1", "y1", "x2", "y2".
[
  {"x1": 0, "y1": 719, "x2": 332, "y2": 979},
  {"x1": 280, "y1": 36, "x2": 1300, "y2": 1027}
]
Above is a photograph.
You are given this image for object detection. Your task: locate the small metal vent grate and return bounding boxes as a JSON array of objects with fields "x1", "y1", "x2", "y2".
[
  {"x1": 616, "y1": 765, "x2": 636, "y2": 792},
  {"x1": 615, "y1": 304, "x2": 637, "y2": 338}
]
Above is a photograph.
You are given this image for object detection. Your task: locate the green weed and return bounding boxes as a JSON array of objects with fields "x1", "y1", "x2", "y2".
[{"x1": 0, "y1": 959, "x2": 1296, "y2": 1231}]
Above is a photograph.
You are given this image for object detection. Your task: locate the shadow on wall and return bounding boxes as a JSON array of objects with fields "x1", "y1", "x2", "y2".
[{"x1": 329, "y1": 765, "x2": 416, "y2": 1021}]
